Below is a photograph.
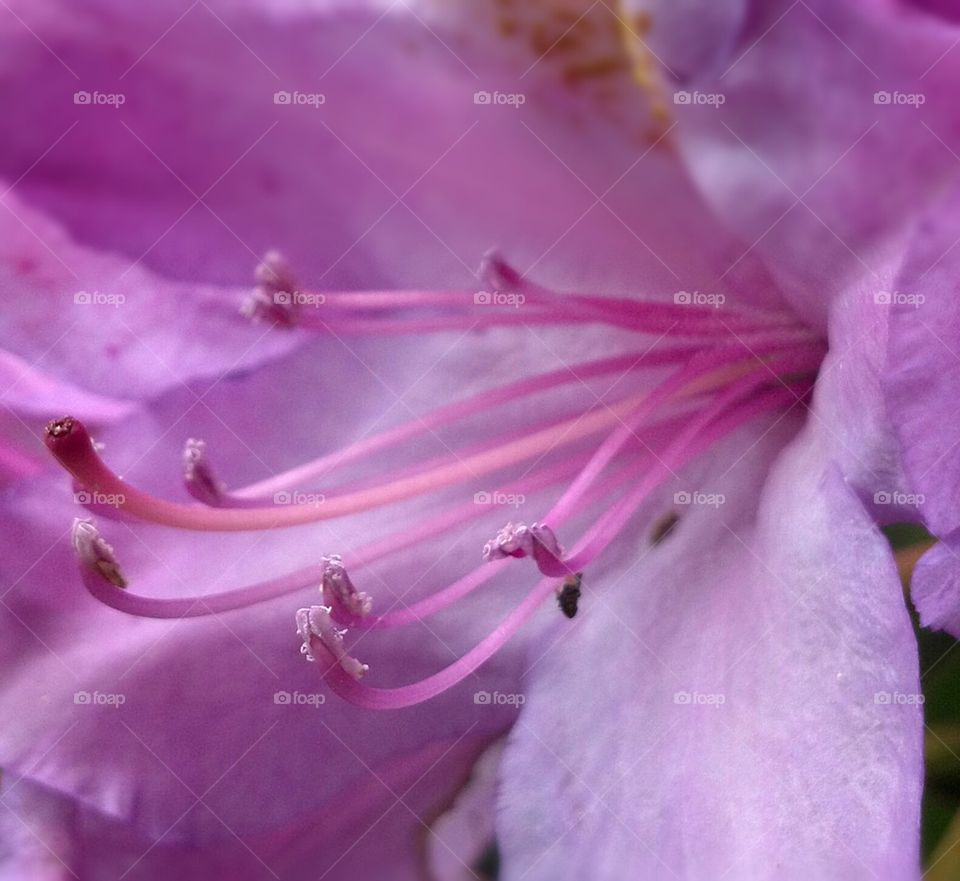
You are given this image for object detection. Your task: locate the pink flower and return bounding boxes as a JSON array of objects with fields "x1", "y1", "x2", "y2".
[{"x1": 2, "y1": 1, "x2": 957, "y2": 879}]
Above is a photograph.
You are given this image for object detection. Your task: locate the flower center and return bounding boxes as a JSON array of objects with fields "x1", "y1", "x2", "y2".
[{"x1": 48, "y1": 251, "x2": 824, "y2": 709}]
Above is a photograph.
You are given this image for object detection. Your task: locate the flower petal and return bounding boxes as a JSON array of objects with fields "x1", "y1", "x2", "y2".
[
  {"x1": 0, "y1": 0, "x2": 785, "y2": 307},
  {"x1": 642, "y1": 0, "x2": 960, "y2": 327},
  {"x1": 910, "y1": 533, "x2": 960, "y2": 638},
  {"x1": 0, "y1": 738, "x2": 495, "y2": 880},
  {"x1": 0, "y1": 189, "x2": 301, "y2": 400},
  {"x1": 497, "y1": 417, "x2": 922, "y2": 879},
  {"x1": 885, "y1": 182, "x2": 960, "y2": 536}
]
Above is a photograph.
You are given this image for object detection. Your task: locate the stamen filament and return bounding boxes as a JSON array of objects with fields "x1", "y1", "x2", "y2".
[
  {"x1": 46, "y1": 392, "x2": 659, "y2": 531},
  {"x1": 72, "y1": 455, "x2": 590, "y2": 617},
  {"x1": 224, "y1": 347, "x2": 700, "y2": 501},
  {"x1": 307, "y1": 383, "x2": 803, "y2": 709}
]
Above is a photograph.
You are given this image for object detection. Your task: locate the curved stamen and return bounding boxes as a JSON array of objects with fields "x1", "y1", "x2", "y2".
[
  {"x1": 304, "y1": 383, "x2": 803, "y2": 709},
  {"x1": 487, "y1": 356, "x2": 817, "y2": 577},
  {"x1": 70, "y1": 454, "x2": 590, "y2": 617},
  {"x1": 45, "y1": 390, "x2": 665, "y2": 531},
  {"x1": 302, "y1": 572, "x2": 557, "y2": 709},
  {"x1": 297, "y1": 606, "x2": 369, "y2": 679},
  {"x1": 290, "y1": 306, "x2": 808, "y2": 339},
  {"x1": 183, "y1": 439, "x2": 235, "y2": 507},
  {"x1": 478, "y1": 251, "x2": 802, "y2": 336},
  {"x1": 545, "y1": 343, "x2": 823, "y2": 525},
  {"x1": 72, "y1": 517, "x2": 127, "y2": 588},
  {"x1": 349, "y1": 448, "x2": 651, "y2": 631},
  {"x1": 241, "y1": 250, "x2": 809, "y2": 339},
  {"x1": 47, "y1": 339, "x2": 809, "y2": 532},
  {"x1": 321, "y1": 554, "x2": 373, "y2": 618}
]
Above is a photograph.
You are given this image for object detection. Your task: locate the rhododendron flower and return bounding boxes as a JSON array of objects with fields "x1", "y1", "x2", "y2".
[{"x1": 2, "y1": 1, "x2": 960, "y2": 880}]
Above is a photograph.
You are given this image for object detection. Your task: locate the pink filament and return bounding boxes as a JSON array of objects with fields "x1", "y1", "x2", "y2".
[
  {"x1": 47, "y1": 268, "x2": 824, "y2": 711},
  {"x1": 310, "y1": 385, "x2": 801, "y2": 709},
  {"x1": 75, "y1": 455, "x2": 586, "y2": 618},
  {"x1": 305, "y1": 281, "x2": 803, "y2": 339},
  {"x1": 226, "y1": 347, "x2": 698, "y2": 501},
  {"x1": 47, "y1": 390, "x2": 668, "y2": 531}
]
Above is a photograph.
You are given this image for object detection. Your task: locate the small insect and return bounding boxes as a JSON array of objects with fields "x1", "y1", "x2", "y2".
[
  {"x1": 556, "y1": 572, "x2": 583, "y2": 619},
  {"x1": 649, "y1": 511, "x2": 680, "y2": 546}
]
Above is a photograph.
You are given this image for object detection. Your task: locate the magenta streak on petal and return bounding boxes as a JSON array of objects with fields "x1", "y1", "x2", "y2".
[
  {"x1": 0, "y1": 441, "x2": 44, "y2": 485},
  {"x1": 307, "y1": 385, "x2": 802, "y2": 709}
]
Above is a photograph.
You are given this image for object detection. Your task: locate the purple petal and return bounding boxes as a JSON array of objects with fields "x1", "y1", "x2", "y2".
[
  {"x1": 654, "y1": 0, "x2": 960, "y2": 327},
  {"x1": 885, "y1": 182, "x2": 960, "y2": 536},
  {"x1": 0, "y1": 190, "x2": 300, "y2": 400},
  {"x1": 911, "y1": 533, "x2": 960, "y2": 637},
  {"x1": 497, "y1": 418, "x2": 922, "y2": 880},
  {"x1": 0, "y1": 739, "x2": 495, "y2": 880},
  {"x1": 0, "y1": 0, "x2": 786, "y2": 309}
]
